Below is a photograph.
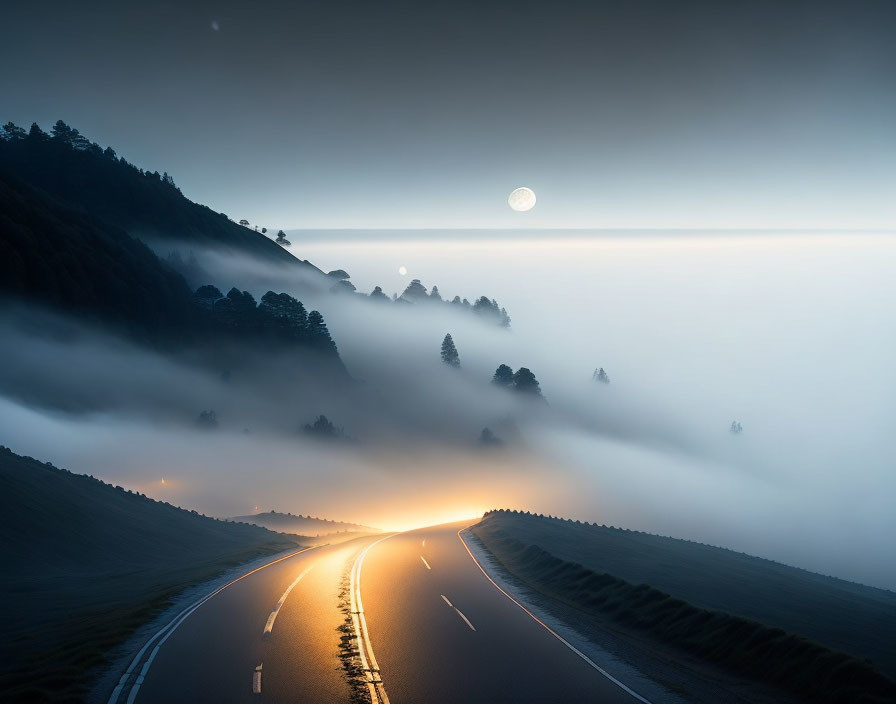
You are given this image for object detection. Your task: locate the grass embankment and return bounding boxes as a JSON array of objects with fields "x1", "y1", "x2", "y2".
[
  {"x1": 472, "y1": 511, "x2": 896, "y2": 704},
  {"x1": 0, "y1": 446, "x2": 301, "y2": 703}
]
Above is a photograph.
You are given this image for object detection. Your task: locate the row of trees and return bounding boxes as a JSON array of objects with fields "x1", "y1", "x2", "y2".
[
  {"x1": 236, "y1": 218, "x2": 290, "y2": 246},
  {"x1": 192, "y1": 285, "x2": 338, "y2": 356},
  {"x1": 395, "y1": 279, "x2": 511, "y2": 327},
  {"x1": 2, "y1": 120, "x2": 182, "y2": 194},
  {"x1": 439, "y1": 333, "x2": 544, "y2": 397}
]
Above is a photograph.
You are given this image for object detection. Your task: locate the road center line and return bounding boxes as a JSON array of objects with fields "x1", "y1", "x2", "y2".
[
  {"x1": 350, "y1": 535, "x2": 396, "y2": 704},
  {"x1": 108, "y1": 545, "x2": 321, "y2": 704},
  {"x1": 420, "y1": 556, "x2": 431, "y2": 570},
  {"x1": 440, "y1": 592, "x2": 476, "y2": 631},
  {"x1": 453, "y1": 607, "x2": 477, "y2": 631},
  {"x1": 440, "y1": 593, "x2": 476, "y2": 631},
  {"x1": 264, "y1": 566, "x2": 313, "y2": 637}
]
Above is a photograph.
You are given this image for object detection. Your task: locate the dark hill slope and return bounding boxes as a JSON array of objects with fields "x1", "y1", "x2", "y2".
[
  {"x1": 0, "y1": 446, "x2": 299, "y2": 702},
  {"x1": 0, "y1": 171, "x2": 200, "y2": 338},
  {"x1": 473, "y1": 510, "x2": 896, "y2": 679},
  {"x1": 0, "y1": 122, "x2": 319, "y2": 270},
  {"x1": 232, "y1": 511, "x2": 380, "y2": 536}
]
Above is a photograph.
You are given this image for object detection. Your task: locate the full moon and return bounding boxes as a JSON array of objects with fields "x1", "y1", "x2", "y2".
[
  {"x1": 398, "y1": 266, "x2": 408, "y2": 276},
  {"x1": 508, "y1": 186, "x2": 536, "y2": 212}
]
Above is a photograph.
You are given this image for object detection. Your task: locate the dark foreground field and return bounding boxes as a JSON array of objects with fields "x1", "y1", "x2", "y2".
[
  {"x1": 472, "y1": 510, "x2": 896, "y2": 704},
  {"x1": 0, "y1": 446, "x2": 300, "y2": 703}
]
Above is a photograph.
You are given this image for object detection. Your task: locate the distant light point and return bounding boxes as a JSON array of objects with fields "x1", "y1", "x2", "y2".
[
  {"x1": 508, "y1": 186, "x2": 536, "y2": 212},
  {"x1": 398, "y1": 266, "x2": 408, "y2": 276}
]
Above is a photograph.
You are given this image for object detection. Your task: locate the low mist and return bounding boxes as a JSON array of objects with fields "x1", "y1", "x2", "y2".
[{"x1": 1, "y1": 231, "x2": 893, "y2": 589}]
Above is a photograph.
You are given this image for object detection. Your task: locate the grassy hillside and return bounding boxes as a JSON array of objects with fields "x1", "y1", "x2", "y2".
[
  {"x1": 0, "y1": 446, "x2": 300, "y2": 703},
  {"x1": 474, "y1": 510, "x2": 896, "y2": 676},
  {"x1": 472, "y1": 511, "x2": 896, "y2": 703},
  {"x1": 231, "y1": 510, "x2": 379, "y2": 536}
]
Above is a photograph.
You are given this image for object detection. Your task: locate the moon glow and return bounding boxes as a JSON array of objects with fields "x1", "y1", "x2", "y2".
[{"x1": 508, "y1": 186, "x2": 536, "y2": 212}]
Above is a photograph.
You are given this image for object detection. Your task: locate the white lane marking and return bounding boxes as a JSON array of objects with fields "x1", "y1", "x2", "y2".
[
  {"x1": 108, "y1": 545, "x2": 320, "y2": 704},
  {"x1": 264, "y1": 566, "x2": 313, "y2": 637},
  {"x1": 440, "y1": 593, "x2": 476, "y2": 631},
  {"x1": 350, "y1": 535, "x2": 397, "y2": 704},
  {"x1": 454, "y1": 607, "x2": 477, "y2": 632},
  {"x1": 422, "y1": 539, "x2": 426, "y2": 547},
  {"x1": 458, "y1": 529, "x2": 652, "y2": 704},
  {"x1": 253, "y1": 664, "x2": 262, "y2": 694},
  {"x1": 420, "y1": 556, "x2": 431, "y2": 570}
]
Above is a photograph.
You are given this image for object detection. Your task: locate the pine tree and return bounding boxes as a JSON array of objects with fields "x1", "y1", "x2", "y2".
[
  {"x1": 401, "y1": 279, "x2": 428, "y2": 301},
  {"x1": 441, "y1": 333, "x2": 460, "y2": 368},
  {"x1": 512, "y1": 367, "x2": 542, "y2": 396},
  {"x1": 369, "y1": 286, "x2": 390, "y2": 302},
  {"x1": 492, "y1": 364, "x2": 514, "y2": 387},
  {"x1": 1, "y1": 122, "x2": 26, "y2": 140},
  {"x1": 307, "y1": 310, "x2": 337, "y2": 355},
  {"x1": 593, "y1": 367, "x2": 610, "y2": 384}
]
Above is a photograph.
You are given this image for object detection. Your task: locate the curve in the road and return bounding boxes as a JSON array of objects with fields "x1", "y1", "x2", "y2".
[
  {"x1": 107, "y1": 545, "x2": 319, "y2": 704},
  {"x1": 457, "y1": 528, "x2": 652, "y2": 704},
  {"x1": 349, "y1": 534, "x2": 396, "y2": 704}
]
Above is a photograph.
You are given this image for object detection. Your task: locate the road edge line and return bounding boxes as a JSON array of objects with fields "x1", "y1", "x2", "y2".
[
  {"x1": 109, "y1": 544, "x2": 321, "y2": 704},
  {"x1": 457, "y1": 528, "x2": 652, "y2": 704}
]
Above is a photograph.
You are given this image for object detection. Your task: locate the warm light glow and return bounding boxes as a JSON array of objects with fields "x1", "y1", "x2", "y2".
[{"x1": 398, "y1": 265, "x2": 407, "y2": 276}]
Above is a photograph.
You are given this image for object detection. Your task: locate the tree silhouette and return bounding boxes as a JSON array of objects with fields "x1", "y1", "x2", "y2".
[
  {"x1": 275, "y1": 229, "x2": 291, "y2": 247},
  {"x1": 1, "y1": 122, "x2": 26, "y2": 140},
  {"x1": 196, "y1": 410, "x2": 218, "y2": 429},
  {"x1": 478, "y1": 427, "x2": 503, "y2": 447},
  {"x1": 441, "y1": 333, "x2": 460, "y2": 367},
  {"x1": 593, "y1": 367, "x2": 610, "y2": 384},
  {"x1": 369, "y1": 286, "x2": 390, "y2": 302},
  {"x1": 430, "y1": 285, "x2": 442, "y2": 302},
  {"x1": 492, "y1": 364, "x2": 514, "y2": 387},
  {"x1": 512, "y1": 367, "x2": 542, "y2": 396},
  {"x1": 307, "y1": 310, "x2": 338, "y2": 355},
  {"x1": 401, "y1": 278, "x2": 428, "y2": 301}
]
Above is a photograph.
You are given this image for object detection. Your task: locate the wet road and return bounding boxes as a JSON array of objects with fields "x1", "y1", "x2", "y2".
[{"x1": 115, "y1": 523, "x2": 646, "y2": 704}]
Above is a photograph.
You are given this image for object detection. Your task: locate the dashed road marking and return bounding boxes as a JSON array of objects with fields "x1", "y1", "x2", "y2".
[
  {"x1": 420, "y1": 556, "x2": 431, "y2": 570},
  {"x1": 252, "y1": 664, "x2": 262, "y2": 694},
  {"x1": 440, "y1": 593, "x2": 476, "y2": 631},
  {"x1": 264, "y1": 566, "x2": 313, "y2": 637},
  {"x1": 108, "y1": 546, "x2": 321, "y2": 704}
]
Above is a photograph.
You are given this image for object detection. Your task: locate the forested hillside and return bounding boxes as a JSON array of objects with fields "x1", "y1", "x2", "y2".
[{"x1": 0, "y1": 120, "x2": 315, "y2": 267}]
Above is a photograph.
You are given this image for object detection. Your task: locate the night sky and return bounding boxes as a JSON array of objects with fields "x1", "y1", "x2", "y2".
[{"x1": 2, "y1": 0, "x2": 894, "y2": 228}]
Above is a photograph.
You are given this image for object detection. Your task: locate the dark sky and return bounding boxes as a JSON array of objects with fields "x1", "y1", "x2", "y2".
[{"x1": 2, "y1": 0, "x2": 894, "y2": 228}]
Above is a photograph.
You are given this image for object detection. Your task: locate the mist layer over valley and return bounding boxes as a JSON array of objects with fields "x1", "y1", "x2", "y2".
[{"x1": 2, "y1": 215, "x2": 893, "y2": 589}]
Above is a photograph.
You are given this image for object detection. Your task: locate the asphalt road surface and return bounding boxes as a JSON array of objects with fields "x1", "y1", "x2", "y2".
[{"x1": 113, "y1": 522, "x2": 647, "y2": 704}]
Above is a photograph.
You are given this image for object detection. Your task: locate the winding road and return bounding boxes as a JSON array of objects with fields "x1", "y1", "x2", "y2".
[{"x1": 110, "y1": 522, "x2": 648, "y2": 704}]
